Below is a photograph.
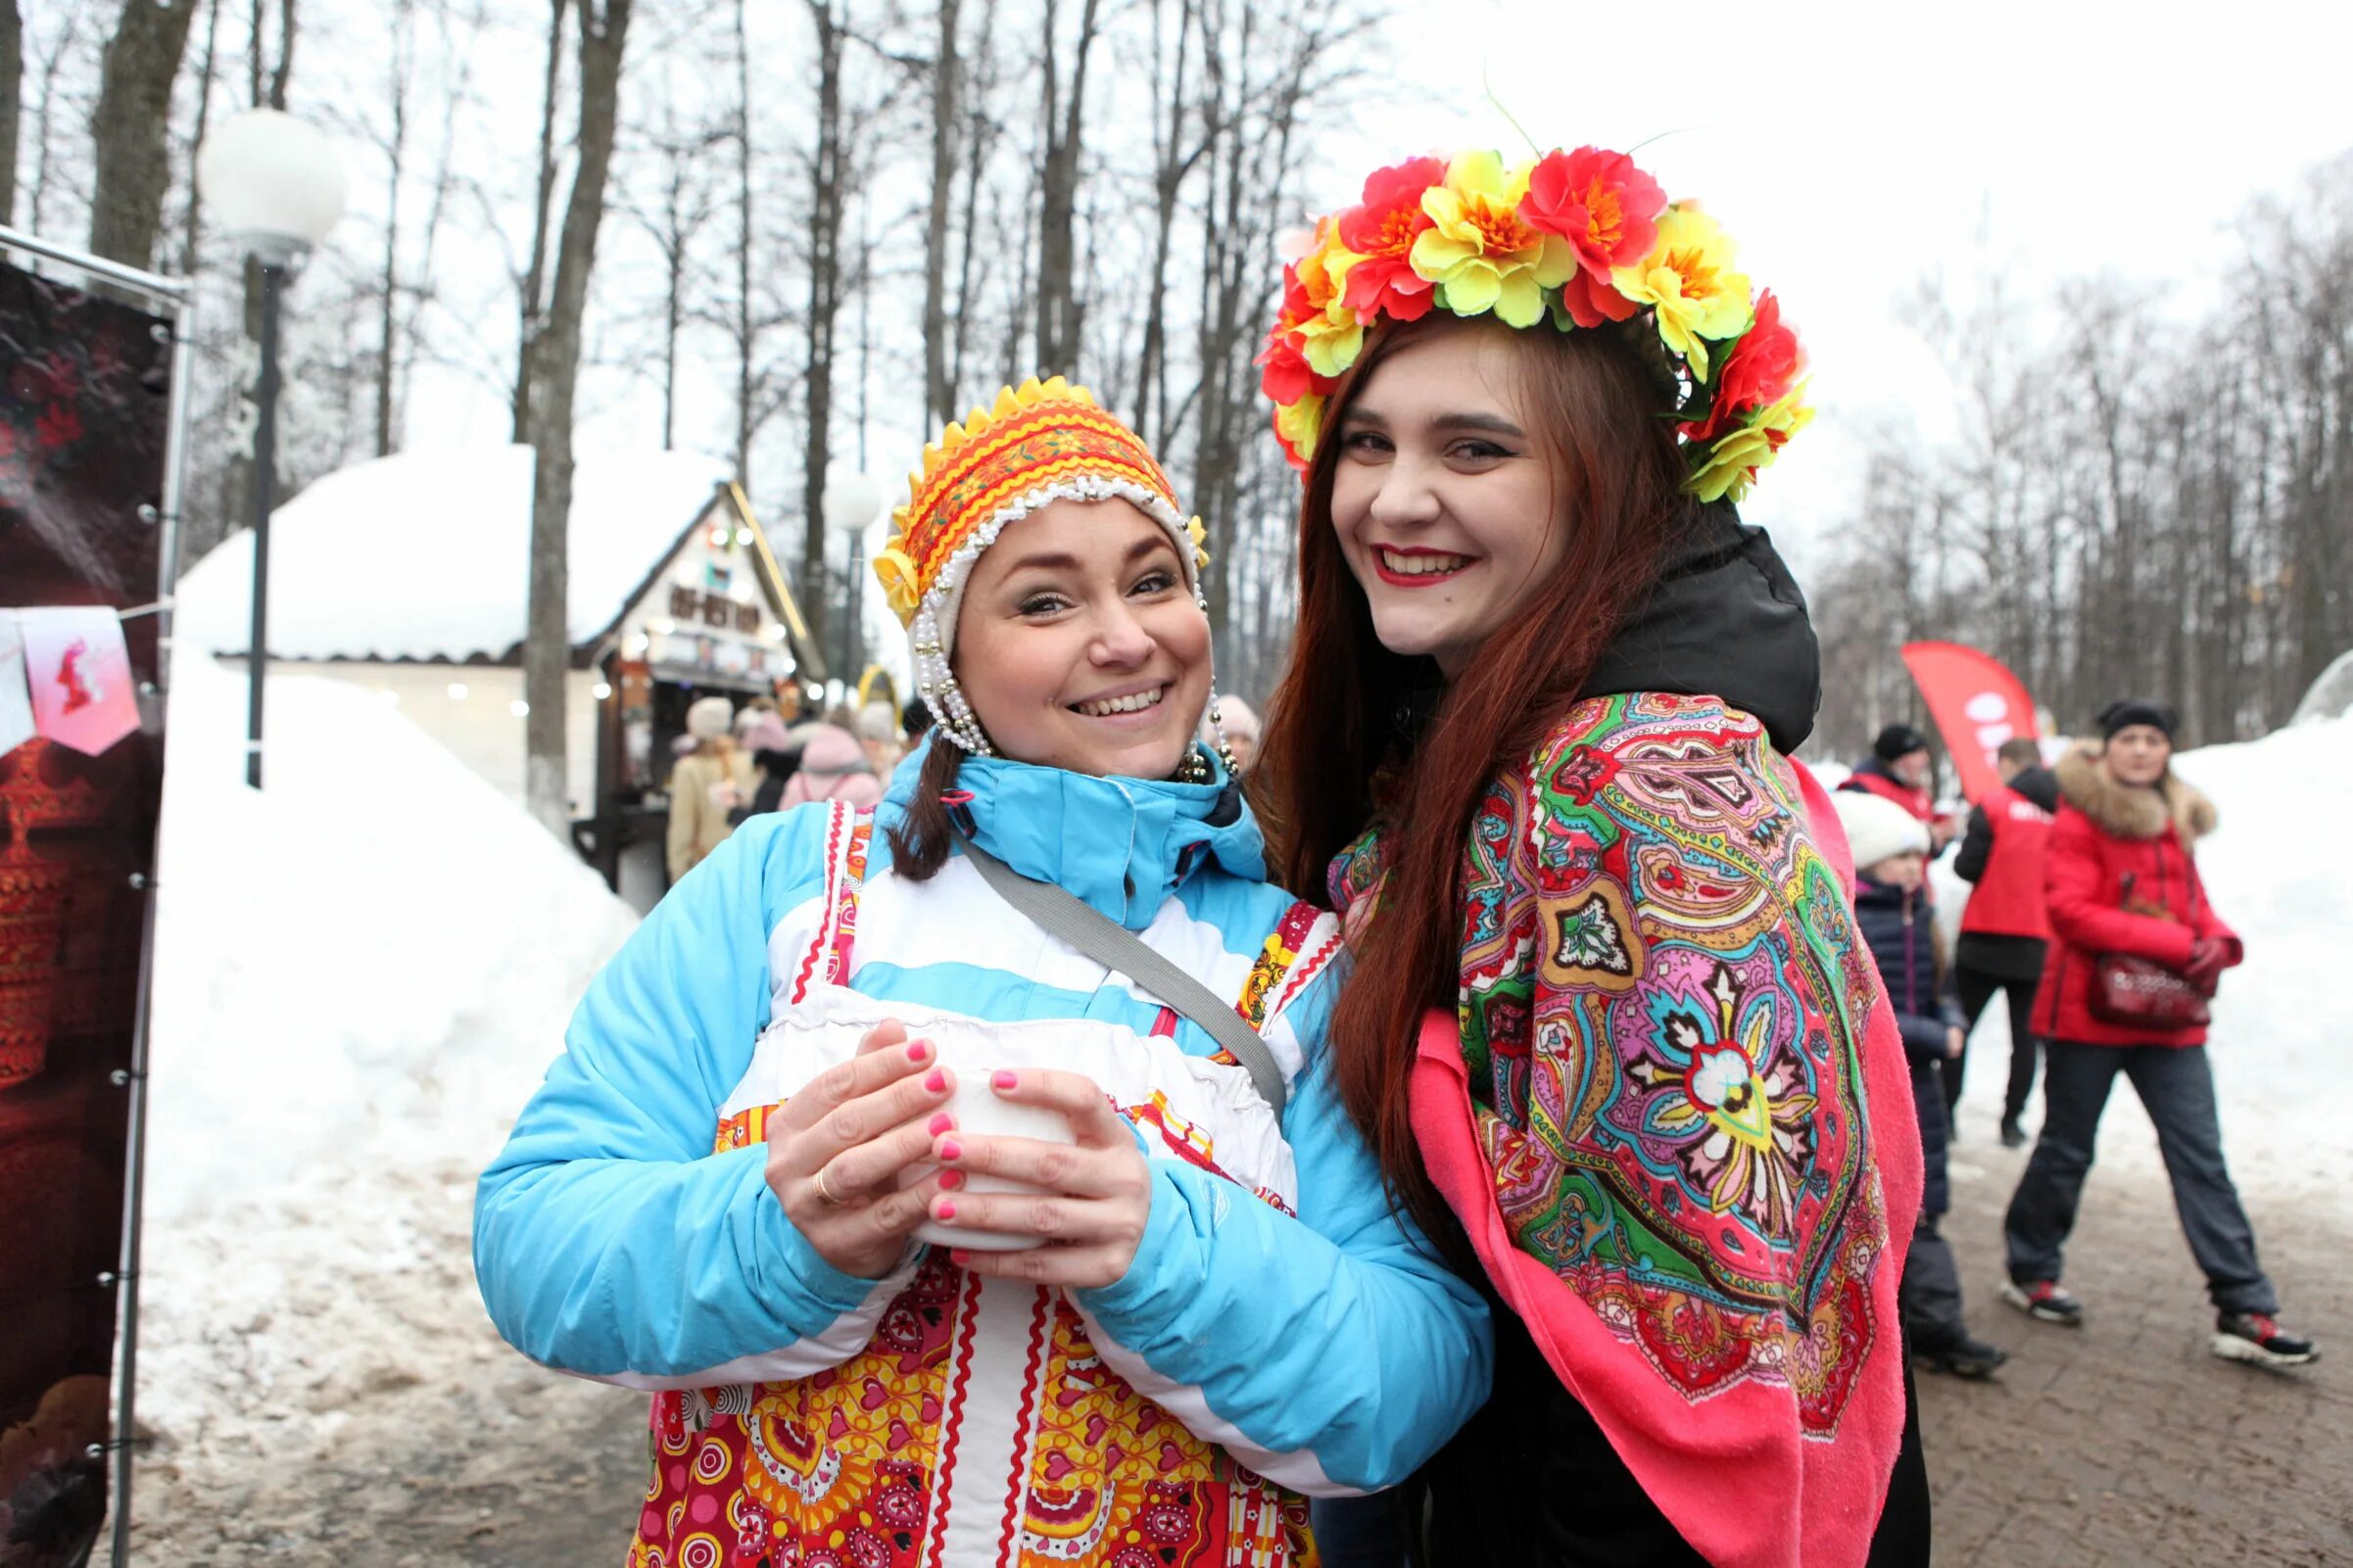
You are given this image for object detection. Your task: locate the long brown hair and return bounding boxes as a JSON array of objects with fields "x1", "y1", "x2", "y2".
[{"x1": 1257, "y1": 312, "x2": 1688, "y2": 1240}]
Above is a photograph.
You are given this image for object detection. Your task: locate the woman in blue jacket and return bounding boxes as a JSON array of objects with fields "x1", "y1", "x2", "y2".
[{"x1": 473, "y1": 378, "x2": 1490, "y2": 1568}]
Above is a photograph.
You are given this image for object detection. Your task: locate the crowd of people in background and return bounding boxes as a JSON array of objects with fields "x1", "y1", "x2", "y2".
[
  {"x1": 662, "y1": 687, "x2": 942, "y2": 881},
  {"x1": 1840, "y1": 705, "x2": 2317, "y2": 1374}
]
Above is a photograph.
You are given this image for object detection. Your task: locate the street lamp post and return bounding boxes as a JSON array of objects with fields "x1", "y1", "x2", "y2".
[
  {"x1": 196, "y1": 109, "x2": 347, "y2": 786},
  {"x1": 822, "y1": 472, "x2": 883, "y2": 705}
]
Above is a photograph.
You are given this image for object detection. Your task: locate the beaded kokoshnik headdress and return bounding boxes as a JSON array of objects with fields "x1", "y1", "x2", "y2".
[
  {"x1": 871, "y1": 376, "x2": 1233, "y2": 774},
  {"x1": 1260, "y1": 147, "x2": 1811, "y2": 503}
]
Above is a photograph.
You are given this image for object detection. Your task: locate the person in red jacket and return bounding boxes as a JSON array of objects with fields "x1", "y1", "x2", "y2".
[
  {"x1": 2000, "y1": 700, "x2": 2317, "y2": 1367},
  {"x1": 1845, "y1": 723, "x2": 1959, "y2": 852},
  {"x1": 1951, "y1": 737, "x2": 2060, "y2": 1147}
]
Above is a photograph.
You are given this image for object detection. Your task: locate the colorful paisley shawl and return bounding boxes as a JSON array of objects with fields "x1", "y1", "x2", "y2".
[{"x1": 1332, "y1": 692, "x2": 1923, "y2": 1568}]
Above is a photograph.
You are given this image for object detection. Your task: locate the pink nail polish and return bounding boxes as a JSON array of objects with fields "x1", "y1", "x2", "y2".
[
  {"x1": 925, "y1": 1069, "x2": 947, "y2": 1093},
  {"x1": 937, "y1": 1137, "x2": 963, "y2": 1162},
  {"x1": 950, "y1": 1249, "x2": 972, "y2": 1266},
  {"x1": 928, "y1": 1113, "x2": 953, "y2": 1136},
  {"x1": 991, "y1": 1069, "x2": 1017, "y2": 1091},
  {"x1": 936, "y1": 1199, "x2": 958, "y2": 1220},
  {"x1": 939, "y1": 1169, "x2": 964, "y2": 1191},
  {"x1": 906, "y1": 1040, "x2": 931, "y2": 1064}
]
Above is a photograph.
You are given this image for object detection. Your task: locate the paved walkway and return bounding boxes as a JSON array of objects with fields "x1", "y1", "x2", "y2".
[{"x1": 1915, "y1": 1109, "x2": 2351, "y2": 1567}]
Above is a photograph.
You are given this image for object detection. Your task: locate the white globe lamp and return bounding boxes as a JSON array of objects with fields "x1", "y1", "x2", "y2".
[{"x1": 195, "y1": 109, "x2": 348, "y2": 264}]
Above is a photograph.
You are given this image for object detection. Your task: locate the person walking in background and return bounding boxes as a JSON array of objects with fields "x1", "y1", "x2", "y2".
[
  {"x1": 901, "y1": 694, "x2": 934, "y2": 745},
  {"x1": 856, "y1": 700, "x2": 903, "y2": 775},
  {"x1": 1846, "y1": 724, "x2": 1956, "y2": 852},
  {"x1": 665, "y1": 694, "x2": 753, "y2": 882},
  {"x1": 777, "y1": 720, "x2": 883, "y2": 810},
  {"x1": 1952, "y1": 737, "x2": 2059, "y2": 1146},
  {"x1": 740, "y1": 710, "x2": 803, "y2": 819},
  {"x1": 2000, "y1": 700, "x2": 2317, "y2": 1367},
  {"x1": 1205, "y1": 694, "x2": 1262, "y2": 777},
  {"x1": 1835, "y1": 790, "x2": 2008, "y2": 1382}
]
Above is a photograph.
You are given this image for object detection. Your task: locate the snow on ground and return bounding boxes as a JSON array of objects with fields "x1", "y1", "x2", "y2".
[
  {"x1": 1936, "y1": 713, "x2": 2353, "y2": 1217},
  {"x1": 130, "y1": 648, "x2": 639, "y2": 1555}
]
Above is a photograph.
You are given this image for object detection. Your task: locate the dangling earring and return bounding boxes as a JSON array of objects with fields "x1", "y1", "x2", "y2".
[
  {"x1": 1174, "y1": 745, "x2": 1212, "y2": 785},
  {"x1": 1191, "y1": 572, "x2": 1239, "y2": 781}
]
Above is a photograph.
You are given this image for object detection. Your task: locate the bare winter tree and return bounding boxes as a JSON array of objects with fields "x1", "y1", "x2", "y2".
[
  {"x1": 509, "y1": 0, "x2": 566, "y2": 440},
  {"x1": 796, "y1": 0, "x2": 848, "y2": 659},
  {"x1": 1, "y1": 0, "x2": 21, "y2": 226},
  {"x1": 1809, "y1": 150, "x2": 2353, "y2": 758},
  {"x1": 523, "y1": 0, "x2": 634, "y2": 834},
  {"x1": 920, "y1": 0, "x2": 962, "y2": 429},
  {"x1": 87, "y1": 0, "x2": 198, "y2": 268},
  {"x1": 1032, "y1": 0, "x2": 1102, "y2": 372}
]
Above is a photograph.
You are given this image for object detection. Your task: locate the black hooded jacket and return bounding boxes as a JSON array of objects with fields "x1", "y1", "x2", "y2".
[{"x1": 1578, "y1": 499, "x2": 1821, "y2": 753}]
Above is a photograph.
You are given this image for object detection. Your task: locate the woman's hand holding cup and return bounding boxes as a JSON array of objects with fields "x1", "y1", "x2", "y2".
[
  {"x1": 925, "y1": 1068, "x2": 1152, "y2": 1289},
  {"x1": 764, "y1": 1020, "x2": 965, "y2": 1279}
]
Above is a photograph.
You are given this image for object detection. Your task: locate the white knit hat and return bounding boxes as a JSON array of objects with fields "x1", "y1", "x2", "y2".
[
  {"x1": 685, "y1": 694, "x2": 735, "y2": 742},
  {"x1": 1831, "y1": 789, "x2": 1929, "y2": 874}
]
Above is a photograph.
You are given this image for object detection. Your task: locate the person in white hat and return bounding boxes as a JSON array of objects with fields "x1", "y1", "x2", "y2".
[
  {"x1": 1832, "y1": 787, "x2": 2006, "y2": 1383},
  {"x1": 665, "y1": 693, "x2": 752, "y2": 881}
]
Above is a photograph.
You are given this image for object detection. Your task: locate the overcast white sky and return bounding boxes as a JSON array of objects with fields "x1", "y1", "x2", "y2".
[{"x1": 1306, "y1": 0, "x2": 2353, "y2": 570}]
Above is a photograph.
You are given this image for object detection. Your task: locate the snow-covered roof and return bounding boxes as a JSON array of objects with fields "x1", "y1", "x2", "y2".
[{"x1": 173, "y1": 444, "x2": 733, "y2": 663}]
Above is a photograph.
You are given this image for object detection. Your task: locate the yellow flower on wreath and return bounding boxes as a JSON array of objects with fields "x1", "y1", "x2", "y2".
[
  {"x1": 1290, "y1": 217, "x2": 1366, "y2": 378},
  {"x1": 872, "y1": 543, "x2": 923, "y2": 620},
  {"x1": 1409, "y1": 150, "x2": 1573, "y2": 329},
  {"x1": 1611, "y1": 204, "x2": 1753, "y2": 381},
  {"x1": 1687, "y1": 387, "x2": 1813, "y2": 503},
  {"x1": 1185, "y1": 515, "x2": 1211, "y2": 572},
  {"x1": 1273, "y1": 391, "x2": 1327, "y2": 469}
]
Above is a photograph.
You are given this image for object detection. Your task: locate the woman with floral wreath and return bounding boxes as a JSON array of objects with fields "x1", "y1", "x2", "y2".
[
  {"x1": 1253, "y1": 149, "x2": 1930, "y2": 1566},
  {"x1": 476, "y1": 379, "x2": 1490, "y2": 1567}
]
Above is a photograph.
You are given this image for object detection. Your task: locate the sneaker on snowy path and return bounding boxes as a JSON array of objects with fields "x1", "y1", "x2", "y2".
[
  {"x1": 1914, "y1": 1336, "x2": 2009, "y2": 1381},
  {"x1": 2212, "y1": 1313, "x2": 2318, "y2": 1368},
  {"x1": 2001, "y1": 1279, "x2": 2083, "y2": 1326}
]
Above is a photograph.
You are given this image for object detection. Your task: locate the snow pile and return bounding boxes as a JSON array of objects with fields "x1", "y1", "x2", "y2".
[
  {"x1": 1938, "y1": 714, "x2": 2353, "y2": 1213},
  {"x1": 131, "y1": 647, "x2": 641, "y2": 1549},
  {"x1": 145, "y1": 649, "x2": 639, "y2": 1215},
  {"x1": 170, "y1": 444, "x2": 730, "y2": 663}
]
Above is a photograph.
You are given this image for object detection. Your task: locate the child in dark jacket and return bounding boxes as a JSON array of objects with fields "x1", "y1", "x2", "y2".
[{"x1": 1836, "y1": 789, "x2": 2008, "y2": 1380}]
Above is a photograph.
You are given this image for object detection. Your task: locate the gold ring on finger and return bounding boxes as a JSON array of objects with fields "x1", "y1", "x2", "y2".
[{"x1": 812, "y1": 1164, "x2": 851, "y2": 1208}]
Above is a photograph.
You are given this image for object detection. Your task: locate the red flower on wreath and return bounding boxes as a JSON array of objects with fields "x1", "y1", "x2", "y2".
[
  {"x1": 1521, "y1": 147, "x2": 1664, "y2": 328},
  {"x1": 1257, "y1": 312, "x2": 1317, "y2": 405},
  {"x1": 1678, "y1": 290, "x2": 1802, "y2": 444},
  {"x1": 1337, "y1": 155, "x2": 1445, "y2": 322}
]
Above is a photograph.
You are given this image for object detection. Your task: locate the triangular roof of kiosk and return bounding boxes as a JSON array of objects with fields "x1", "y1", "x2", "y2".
[{"x1": 174, "y1": 445, "x2": 824, "y2": 677}]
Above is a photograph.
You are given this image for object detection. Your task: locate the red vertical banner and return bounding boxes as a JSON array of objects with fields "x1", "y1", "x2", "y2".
[
  {"x1": 0, "y1": 257, "x2": 174, "y2": 1564},
  {"x1": 1898, "y1": 641, "x2": 2040, "y2": 805}
]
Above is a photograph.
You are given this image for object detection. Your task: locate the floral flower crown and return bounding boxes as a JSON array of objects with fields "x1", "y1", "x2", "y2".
[{"x1": 1259, "y1": 148, "x2": 1811, "y2": 503}]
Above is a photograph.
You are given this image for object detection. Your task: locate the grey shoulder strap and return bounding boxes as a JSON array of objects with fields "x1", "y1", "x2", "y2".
[{"x1": 951, "y1": 830, "x2": 1287, "y2": 1117}]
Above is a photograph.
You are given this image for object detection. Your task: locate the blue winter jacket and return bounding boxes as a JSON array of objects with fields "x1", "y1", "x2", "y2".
[
  {"x1": 473, "y1": 742, "x2": 1491, "y2": 1498},
  {"x1": 1849, "y1": 875, "x2": 1964, "y2": 1216}
]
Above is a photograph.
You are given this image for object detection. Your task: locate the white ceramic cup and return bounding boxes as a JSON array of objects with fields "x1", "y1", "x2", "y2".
[{"x1": 901, "y1": 1026, "x2": 1079, "y2": 1251}]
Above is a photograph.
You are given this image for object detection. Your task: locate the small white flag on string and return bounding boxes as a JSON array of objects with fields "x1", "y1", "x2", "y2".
[{"x1": 18, "y1": 605, "x2": 141, "y2": 756}]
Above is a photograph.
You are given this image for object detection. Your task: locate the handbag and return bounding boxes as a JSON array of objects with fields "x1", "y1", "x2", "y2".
[
  {"x1": 951, "y1": 827, "x2": 1288, "y2": 1116},
  {"x1": 2088, "y1": 873, "x2": 2212, "y2": 1029}
]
